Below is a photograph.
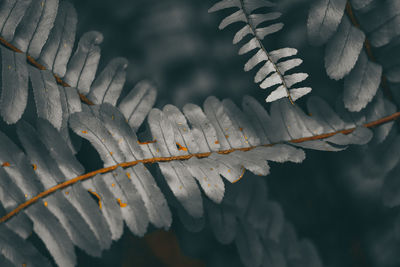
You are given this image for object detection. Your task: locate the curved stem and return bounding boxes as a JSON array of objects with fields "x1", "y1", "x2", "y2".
[
  {"x1": 0, "y1": 36, "x2": 94, "y2": 105},
  {"x1": 1, "y1": 110, "x2": 399, "y2": 224}
]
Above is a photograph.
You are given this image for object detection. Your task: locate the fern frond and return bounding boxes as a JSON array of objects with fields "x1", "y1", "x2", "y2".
[
  {"x1": 307, "y1": 0, "x2": 398, "y2": 112},
  {"x1": 0, "y1": 0, "x2": 138, "y2": 130},
  {"x1": 0, "y1": 86, "x2": 396, "y2": 266},
  {"x1": 209, "y1": 0, "x2": 311, "y2": 103}
]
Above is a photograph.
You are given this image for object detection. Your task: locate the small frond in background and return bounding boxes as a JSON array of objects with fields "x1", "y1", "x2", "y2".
[{"x1": 209, "y1": 0, "x2": 312, "y2": 103}]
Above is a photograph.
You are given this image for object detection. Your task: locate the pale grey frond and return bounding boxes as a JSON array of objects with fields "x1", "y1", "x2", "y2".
[
  {"x1": 306, "y1": 96, "x2": 346, "y2": 132},
  {"x1": 307, "y1": 0, "x2": 347, "y2": 46},
  {"x1": 0, "y1": 47, "x2": 29, "y2": 124},
  {"x1": 16, "y1": 121, "x2": 107, "y2": 256},
  {"x1": 70, "y1": 111, "x2": 125, "y2": 166},
  {"x1": 255, "y1": 22, "x2": 284, "y2": 39},
  {"x1": 98, "y1": 103, "x2": 145, "y2": 161},
  {"x1": 29, "y1": 67, "x2": 63, "y2": 130},
  {"x1": 75, "y1": 105, "x2": 173, "y2": 229},
  {"x1": 183, "y1": 103, "x2": 221, "y2": 152},
  {"x1": 148, "y1": 108, "x2": 182, "y2": 156},
  {"x1": 64, "y1": 31, "x2": 103, "y2": 94},
  {"x1": 204, "y1": 96, "x2": 248, "y2": 150},
  {"x1": 209, "y1": 0, "x2": 311, "y2": 102},
  {"x1": 324, "y1": 16, "x2": 365, "y2": 80},
  {"x1": 159, "y1": 161, "x2": 203, "y2": 218},
  {"x1": 289, "y1": 87, "x2": 312, "y2": 102},
  {"x1": 36, "y1": 119, "x2": 112, "y2": 250},
  {"x1": 82, "y1": 177, "x2": 124, "y2": 241},
  {"x1": 118, "y1": 80, "x2": 157, "y2": 132},
  {"x1": 0, "y1": 0, "x2": 32, "y2": 41},
  {"x1": 183, "y1": 157, "x2": 225, "y2": 203},
  {"x1": 0, "y1": 224, "x2": 52, "y2": 267},
  {"x1": 38, "y1": 1, "x2": 77, "y2": 77},
  {"x1": 208, "y1": 0, "x2": 240, "y2": 13},
  {"x1": 248, "y1": 12, "x2": 281, "y2": 28},
  {"x1": 276, "y1": 58, "x2": 303, "y2": 75},
  {"x1": 269, "y1": 47, "x2": 298, "y2": 63},
  {"x1": 219, "y1": 10, "x2": 247, "y2": 29},
  {"x1": 325, "y1": 126, "x2": 373, "y2": 145},
  {"x1": 242, "y1": 95, "x2": 272, "y2": 144},
  {"x1": 25, "y1": 203, "x2": 76, "y2": 267},
  {"x1": 87, "y1": 57, "x2": 128, "y2": 105},
  {"x1": 283, "y1": 73, "x2": 309, "y2": 88},
  {"x1": 101, "y1": 168, "x2": 149, "y2": 236},
  {"x1": 222, "y1": 98, "x2": 260, "y2": 146},
  {"x1": 0, "y1": 130, "x2": 44, "y2": 197},
  {"x1": 0, "y1": 168, "x2": 33, "y2": 239},
  {"x1": 12, "y1": 0, "x2": 59, "y2": 58},
  {"x1": 254, "y1": 61, "x2": 275, "y2": 83},
  {"x1": 130, "y1": 163, "x2": 173, "y2": 229},
  {"x1": 365, "y1": 0, "x2": 400, "y2": 47},
  {"x1": 163, "y1": 104, "x2": 199, "y2": 154},
  {"x1": 343, "y1": 51, "x2": 382, "y2": 112}
]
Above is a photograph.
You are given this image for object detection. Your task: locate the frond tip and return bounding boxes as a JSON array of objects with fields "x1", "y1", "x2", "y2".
[{"x1": 209, "y1": 0, "x2": 312, "y2": 103}]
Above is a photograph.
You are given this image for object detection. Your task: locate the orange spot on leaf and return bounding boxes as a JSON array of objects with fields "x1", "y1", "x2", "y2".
[
  {"x1": 214, "y1": 140, "x2": 219, "y2": 144},
  {"x1": 32, "y1": 164, "x2": 37, "y2": 170},
  {"x1": 176, "y1": 142, "x2": 188, "y2": 151},
  {"x1": 81, "y1": 130, "x2": 87, "y2": 134},
  {"x1": 88, "y1": 189, "x2": 102, "y2": 209},
  {"x1": 44, "y1": 201, "x2": 48, "y2": 207},
  {"x1": 1, "y1": 162, "x2": 10, "y2": 167},
  {"x1": 117, "y1": 198, "x2": 127, "y2": 208},
  {"x1": 137, "y1": 140, "x2": 157, "y2": 145},
  {"x1": 126, "y1": 172, "x2": 131, "y2": 179}
]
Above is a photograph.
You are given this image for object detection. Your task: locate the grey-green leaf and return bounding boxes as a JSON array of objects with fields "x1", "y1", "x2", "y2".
[
  {"x1": 324, "y1": 16, "x2": 365, "y2": 80},
  {"x1": 28, "y1": 67, "x2": 63, "y2": 130},
  {"x1": 64, "y1": 31, "x2": 103, "y2": 94},
  {"x1": 118, "y1": 80, "x2": 157, "y2": 132},
  {"x1": 307, "y1": 0, "x2": 347, "y2": 46},
  {"x1": 0, "y1": 0, "x2": 32, "y2": 41},
  {"x1": 12, "y1": 0, "x2": 59, "y2": 58},
  {"x1": 87, "y1": 57, "x2": 128, "y2": 105},
  {"x1": 343, "y1": 52, "x2": 382, "y2": 112},
  {"x1": 0, "y1": 47, "x2": 29, "y2": 124},
  {"x1": 38, "y1": 1, "x2": 77, "y2": 77}
]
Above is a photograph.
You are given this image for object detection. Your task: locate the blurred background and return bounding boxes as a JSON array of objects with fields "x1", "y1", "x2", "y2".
[{"x1": 66, "y1": 0, "x2": 397, "y2": 266}]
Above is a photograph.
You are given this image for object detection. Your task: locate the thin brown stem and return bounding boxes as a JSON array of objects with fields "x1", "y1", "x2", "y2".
[
  {"x1": 1, "y1": 110, "x2": 399, "y2": 224},
  {"x1": 0, "y1": 37, "x2": 94, "y2": 106}
]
